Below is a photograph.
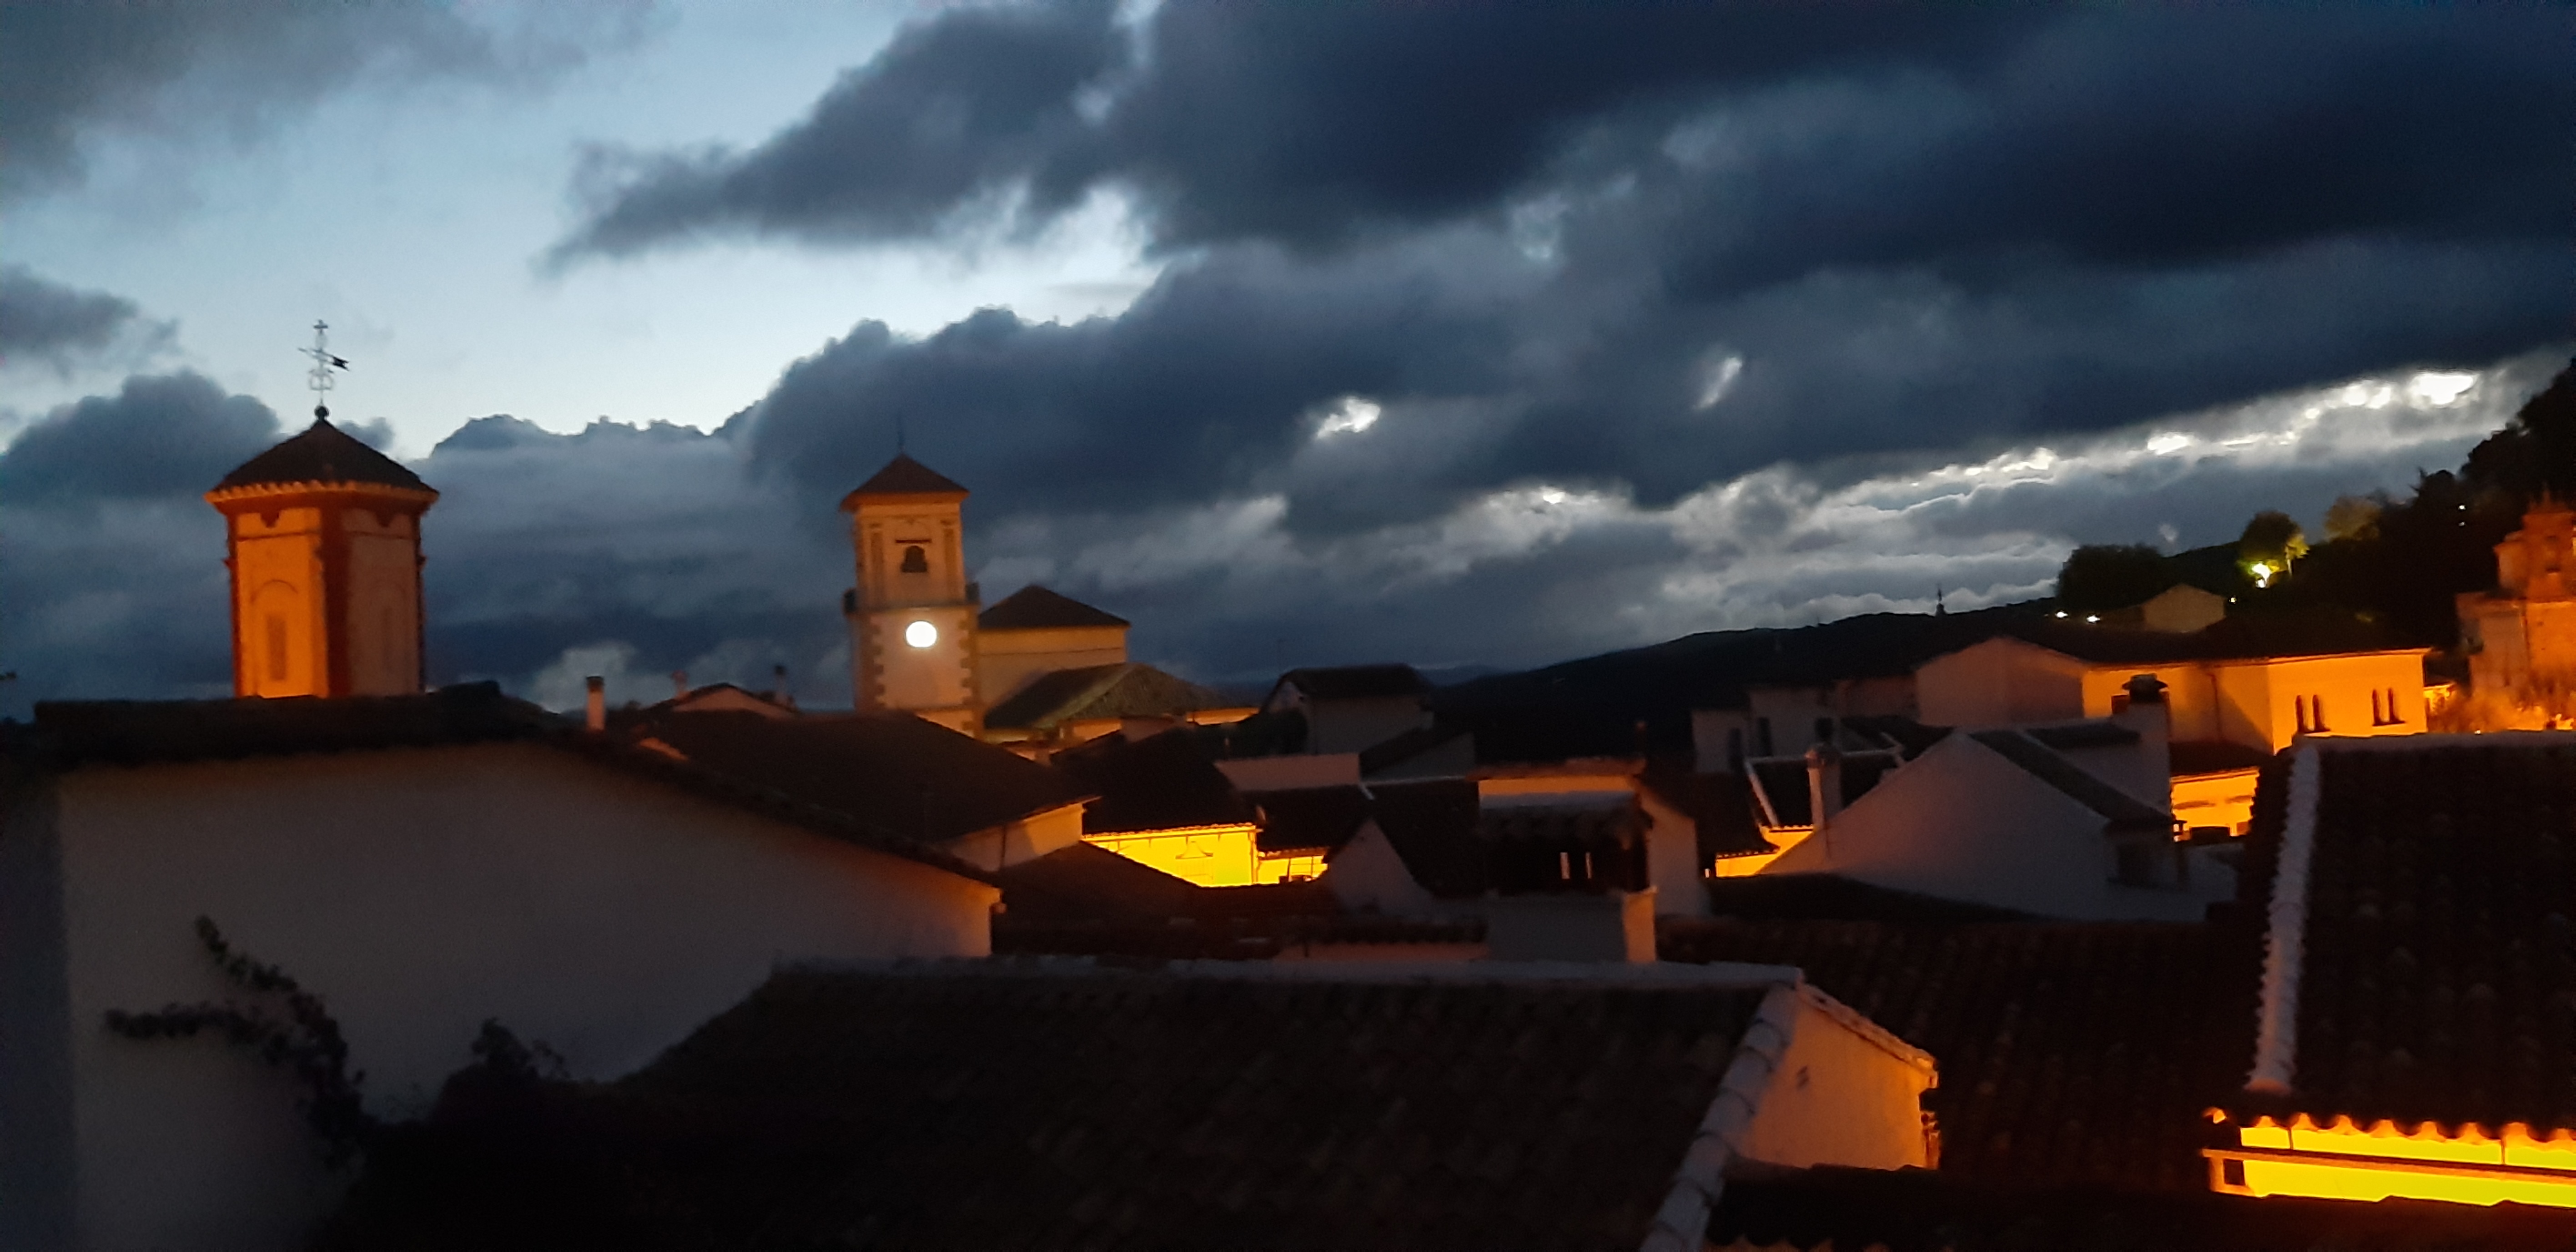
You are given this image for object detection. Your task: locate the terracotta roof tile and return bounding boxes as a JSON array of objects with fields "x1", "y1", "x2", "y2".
[
  {"x1": 977, "y1": 583, "x2": 1130, "y2": 630},
  {"x1": 211, "y1": 418, "x2": 430, "y2": 493},
  {"x1": 1969, "y1": 730, "x2": 2170, "y2": 832},
  {"x1": 2239, "y1": 736, "x2": 2576, "y2": 1132},
  {"x1": 26, "y1": 685, "x2": 996, "y2": 883},
  {"x1": 983, "y1": 662, "x2": 1231, "y2": 732},
  {"x1": 841, "y1": 452, "x2": 968, "y2": 500},
  {"x1": 1661, "y1": 918, "x2": 2259, "y2": 1193},
  {"x1": 1054, "y1": 728, "x2": 1254, "y2": 834}
]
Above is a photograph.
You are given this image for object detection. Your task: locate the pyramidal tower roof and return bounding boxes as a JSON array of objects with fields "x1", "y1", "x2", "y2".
[
  {"x1": 841, "y1": 453, "x2": 969, "y2": 508},
  {"x1": 211, "y1": 418, "x2": 432, "y2": 495}
]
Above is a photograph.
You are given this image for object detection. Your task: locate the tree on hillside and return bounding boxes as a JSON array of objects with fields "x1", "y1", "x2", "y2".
[
  {"x1": 2237, "y1": 511, "x2": 2307, "y2": 587},
  {"x1": 2464, "y1": 355, "x2": 2576, "y2": 500},
  {"x1": 2055, "y1": 544, "x2": 2176, "y2": 611}
]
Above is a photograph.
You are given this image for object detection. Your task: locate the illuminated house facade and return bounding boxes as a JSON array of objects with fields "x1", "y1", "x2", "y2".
[
  {"x1": 2208, "y1": 734, "x2": 2576, "y2": 1208},
  {"x1": 2458, "y1": 496, "x2": 2576, "y2": 703},
  {"x1": 203, "y1": 418, "x2": 438, "y2": 699},
  {"x1": 839, "y1": 454, "x2": 1247, "y2": 747}
]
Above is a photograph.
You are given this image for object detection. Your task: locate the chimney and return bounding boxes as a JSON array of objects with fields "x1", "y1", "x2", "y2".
[
  {"x1": 772, "y1": 662, "x2": 795, "y2": 709},
  {"x1": 671, "y1": 670, "x2": 688, "y2": 701},
  {"x1": 584, "y1": 676, "x2": 606, "y2": 732},
  {"x1": 2113, "y1": 673, "x2": 2173, "y2": 811},
  {"x1": 1805, "y1": 742, "x2": 1844, "y2": 828}
]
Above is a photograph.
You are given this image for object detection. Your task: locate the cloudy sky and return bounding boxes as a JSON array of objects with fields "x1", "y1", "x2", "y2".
[{"x1": 2, "y1": 1, "x2": 2568, "y2": 716}]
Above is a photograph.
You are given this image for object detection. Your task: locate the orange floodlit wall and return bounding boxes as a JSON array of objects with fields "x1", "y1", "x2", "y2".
[
  {"x1": 2171, "y1": 767, "x2": 2259, "y2": 837},
  {"x1": 2208, "y1": 1114, "x2": 2576, "y2": 1208},
  {"x1": 1082, "y1": 824, "x2": 1322, "y2": 887}
]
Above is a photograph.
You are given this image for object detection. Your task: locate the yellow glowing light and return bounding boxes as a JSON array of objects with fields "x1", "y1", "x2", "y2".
[
  {"x1": 904, "y1": 620, "x2": 938, "y2": 648},
  {"x1": 2251, "y1": 561, "x2": 2276, "y2": 588},
  {"x1": 2209, "y1": 1114, "x2": 2576, "y2": 1209}
]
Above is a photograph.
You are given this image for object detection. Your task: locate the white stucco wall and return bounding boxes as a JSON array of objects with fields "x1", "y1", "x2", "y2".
[
  {"x1": 1321, "y1": 820, "x2": 1441, "y2": 917},
  {"x1": 1915, "y1": 639, "x2": 2090, "y2": 728},
  {"x1": 1762, "y1": 734, "x2": 2175, "y2": 919},
  {"x1": 1638, "y1": 789, "x2": 1712, "y2": 918},
  {"x1": 1738, "y1": 992, "x2": 1937, "y2": 1171},
  {"x1": 35, "y1": 742, "x2": 995, "y2": 1252}
]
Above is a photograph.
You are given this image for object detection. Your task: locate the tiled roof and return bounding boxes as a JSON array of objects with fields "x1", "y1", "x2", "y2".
[
  {"x1": 2170, "y1": 739, "x2": 2271, "y2": 775},
  {"x1": 25, "y1": 685, "x2": 995, "y2": 883},
  {"x1": 1640, "y1": 767, "x2": 1771, "y2": 860},
  {"x1": 983, "y1": 662, "x2": 1233, "y2": 732},
  {"x1": 2237, "y1": 736, "x2": 2576, "y2": 1132},
  {"x1": 1245, "y1": 784, "x2": 1372, "y2": 853},
  {"x1": 1708, "y1": 1162, "x2": 2576, "y2": 1252},
  {"x1": 1367, "y1": 777, "x2": 1490, "y2": 897},
  {"x1": 1748, "y1": 751, "x2": 1901, "y2": 828},
  {"x1": 1661, "y1": 918, "x2": 2258, "y2": 1193},
  {"x1": 211, "y1": 418, "x2": 431, "y2": 493},
  {"x1": 1275, "y1": 663, "x2": 1432, "y2": 701},
  {"x1": 977, "y1": 583, "x2": 1130, "y2": 631},
  {"x1": 1052, "y1": 729, "x2": 1254, "y2": 834},
  {"x1": 842, "y1": 452, "x2": 968, "y2": 499},
  {"x1": 1700, "y1": 875, "x2": 2037, "y2": 924},
  {"x1": 1999, "y1": 610, "x2": 2424, "y2": 666},
  {"x1": 995, "y1": 908, "x2": 1477, "y2": 960},
  {"x1": 329, "y1": 962, "x2": 1778, "y2": 1249},
  {"x1": 620, "y1": 708, "x2": 1089, "y2": 847},
  {"x1": 1969, "y1": 730, "x2": 2170, "y2": 833}
]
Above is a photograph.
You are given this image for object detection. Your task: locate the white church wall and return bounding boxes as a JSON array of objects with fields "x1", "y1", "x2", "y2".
[{"x1": 40, "y1": 741, "x2": 995, "y2": 1252}]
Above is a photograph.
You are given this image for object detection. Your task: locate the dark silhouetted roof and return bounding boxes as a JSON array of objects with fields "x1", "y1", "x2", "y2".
[
  {"x1": 2170, "y1": 739, "x2": 2271, "y2": 775},
  {"x1": 26, "y1": 685, "x2": 993, "y2": 883},
  {"x1": 1969, "y1": 730, "x2": 2169, "y2": 833},
  {"x1": 992, "y1": 842, "x2": 1203, "y2": 925},
  {"x1": 841, "y1": 452, "x2": 967, "y2": 500},
  {"x1": 984, "y1": 663, "x2": 1233, "y2": 732},
  {"x1": 1274, "y1": 663, "x2": 1432, "y2": 702},
  {"x1": 1245, "y1": 784, "x2": 1372, "y2": 853},
  {"x1": 623, "y1": 708, "x2": 1089, "y2": 846},
  {"x1": 1366, "y1": 778, "x2": 1488, "y2": 897},
  {"x1": 1662, "y1": 917, "x2": 2258, "y2": 1193},
  {"x1": 1052, "y1": 728, "x2": 1254, "y2": 834},
  {"x1": 1356, "y1": 722, "x2": 1472, "y2": 775},
  {"x1": 1700, "y1": 874, "x2": 2037, "y2": 924},
  {"x1": 1640, "y1": 768, "x2": 1770, "y2": 860},
  {"x1": 547, "y1": 963, "x2": 1776, "y2": 1249},
  {"x1": 2235, "y1": 736, "x2": 2576, "y2": 1134},
  {"x1": 2026, "y1": 721, "x2": 2139, "y2": 751},
  {"x1": 211, "y1": 418, "x2": 430, "y2": 493},
  {"x1": 977, "y1": 584, "x2": 1129, "y2": 631}
]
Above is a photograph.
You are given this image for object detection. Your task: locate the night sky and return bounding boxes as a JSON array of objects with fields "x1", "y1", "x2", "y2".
[{"x1": 3, "y1": 2, "x2": 2569, "y2": 715}]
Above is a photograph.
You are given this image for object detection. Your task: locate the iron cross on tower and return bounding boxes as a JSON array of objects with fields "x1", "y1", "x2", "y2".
[{"x1": 302, "y1": 320, "x2": 349, "y2": 419}]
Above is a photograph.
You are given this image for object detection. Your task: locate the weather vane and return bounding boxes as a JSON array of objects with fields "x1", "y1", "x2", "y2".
[{"x1": 302, "y1": 320, "x2": 349, "y2": 420}]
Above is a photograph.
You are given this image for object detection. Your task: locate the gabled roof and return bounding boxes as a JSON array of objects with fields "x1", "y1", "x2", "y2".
[
  {"x1": 991, "y1": 842, "x2": 1204, "y2": 925},
  {"x1": 1968, "y1": 730, "x2": 2170, "y2": 833},
  {"x1": 1366, "y1": 778, "x2": 1488, "y2": 898},
  {"x1": 841, "y1": 451, "x2": 969, "y2": 501},
  {"x1": 1355, "y1": 722, "x2": 1471, "y2": 776},
  {"x1": 983, "y1": 662, "x2": 1234, "y2": 732},
  {"x1": 620, "y1": 707, "x2": 1090, "y2": 846},
  {"x1": 2236, "y1": 735, "x2": 2576, "y2": 1134},
  {"x1": 1663, "y1": 917, "x2": 2255, "y2": 1193},
  {"x1": 339, "y1": 961, "x2": 1788, "y2": 1249},
  {"x1": 1052, "y1": 728, "x2": 1254, "y2": 834},
  {"x1": 210, "y1": 418, "x2": 432, "y2": 494},
  {"x1": 1273, "y1": 663, "x2": 1432, "y2": 702},
  {"x1": 978, "y1": 584, "x2": 1129, "y2": 631},
  {"x1": 24, "y1": 685, "x2": 993, "y2": 883}
]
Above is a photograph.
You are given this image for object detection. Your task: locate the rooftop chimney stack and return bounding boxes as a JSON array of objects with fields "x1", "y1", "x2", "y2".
[
  {"x1": 585, "y1": 676, "x2": 606, "y2": 732},
  {"x1": 773, "y1": 663, "x2": 794, "y2": 710},
  {"x1": 1806, "y1": 742, "x2": 1844, "y2": 828},
  {"x1": 2112, "y1": 673, "x2": 2174, "y2": 812},
  {"x1": 671, "y1": 670, "x2": 688, "y2": 701}
]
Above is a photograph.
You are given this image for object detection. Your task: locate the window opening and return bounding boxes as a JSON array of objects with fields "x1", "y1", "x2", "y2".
[{"x1": 899, "y1": 544, "x2": 929, "y2": 574}]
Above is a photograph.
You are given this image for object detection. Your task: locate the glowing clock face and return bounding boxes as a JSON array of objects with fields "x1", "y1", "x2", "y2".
[{"x1": 904, "y1": 619, "x2": 938, "y2": 649}]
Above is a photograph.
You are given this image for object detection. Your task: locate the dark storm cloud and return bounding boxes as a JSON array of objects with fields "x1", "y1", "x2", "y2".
[
  {"x1": 0, "y1": 371, "x2": 280, "y2": 505},
  {"x1": 0, "y1": 0, "x2": 656, "y2": 197},
  {"x1": 0, "y1": 268, "x2": 175, "y2": 374},
  {"x1": 558, "y1": 6, "x2": 2566, "y2": 260},
  {"x1": 549, "y1": 0, "x2": 1126, "y2": 264}
]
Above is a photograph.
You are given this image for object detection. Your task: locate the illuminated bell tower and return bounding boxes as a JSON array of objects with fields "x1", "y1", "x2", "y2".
[
  {"x1": 840, "y1": 453, "x2": 980, "y2": 733},
  {"x1": 205, "y1": 323, "x2": 438, "y2": 698}
]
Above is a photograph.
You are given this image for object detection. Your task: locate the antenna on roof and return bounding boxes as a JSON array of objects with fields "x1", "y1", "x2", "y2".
[{"x1": 301, "y1": 320, "x2": 349, "y2": 420}]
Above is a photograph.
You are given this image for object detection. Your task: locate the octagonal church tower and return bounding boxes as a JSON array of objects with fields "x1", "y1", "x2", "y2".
[
  {"x1": 840, "y1": 454, "x2": 980, "y2": 733},
  {"x1": 206, "y1": 418, "x2": 438, "y2": 698}
]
